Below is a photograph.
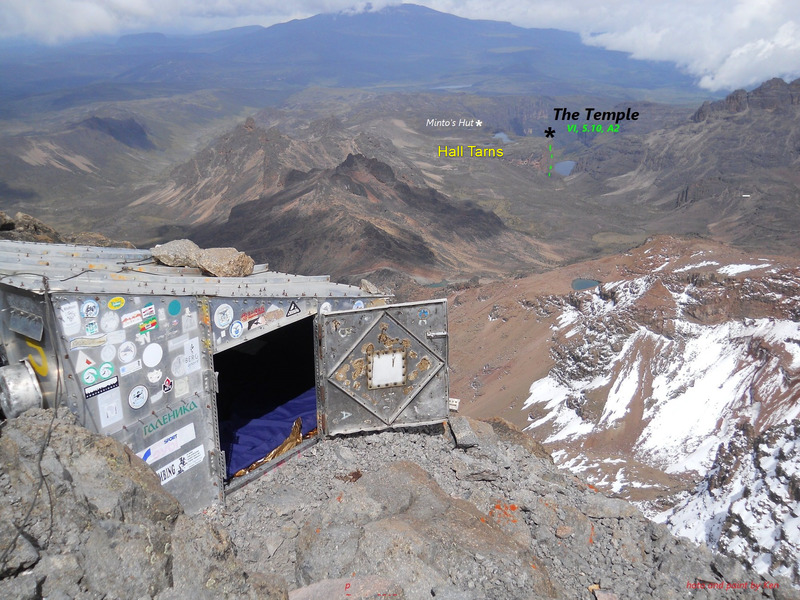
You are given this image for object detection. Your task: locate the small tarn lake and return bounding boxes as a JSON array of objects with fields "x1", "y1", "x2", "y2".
[
  {"x1": 554, "y1": 161, "x2": 576, "y2": 176},
  {"x1": 571, "y1": 278, "x2": 601, "y2": 290}
]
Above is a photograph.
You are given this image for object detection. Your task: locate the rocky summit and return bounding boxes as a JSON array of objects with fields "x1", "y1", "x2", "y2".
[{"x1": 2, "y1": 409, "x2": 798, "y2": 598}]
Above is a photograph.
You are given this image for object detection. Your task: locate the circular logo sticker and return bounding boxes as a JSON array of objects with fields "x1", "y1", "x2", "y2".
[
  {"x1": 168, "y1": 299, "x2": 182, "y2": 316},
  {"x1": 108, "y1": 297, "x2": 125, "y2": 310},
  {"x1": 81, "y1": 299, "x2": 99, "y2": 318},
  {"x1": 99, "y1": 362, "x2": 114, "y2": 379},
  {"x1": 214, "y1": 303, "x2": 234, "y2": 329},
  {"x1": 229, "y1": 320, "x2": 244, "y2": 339},
  {"x1": 320, "y1": 302, "x2": 333, "y2": 314},
  {"x1": 82, "y1": 367, "x2": 98, "y2": 385},
  {"x1": 142, "y1": 343, "x2": 163, "y2": 368},
  {"x1": 171, "y1": 355, "x2": 186, "y2": 377},
  {"x1": 100, "y1": 311, "x2": 120, "y2": 332},
  {"x1": 128, "y1": 385, "x2": 148, "y2": 409},
  {"x1": 118, "y1": 341, "x2": 136, "y2": 363},
  {"x1": 100, "y1": 344, "x2": 116, "y2": 362},
  {"x1": 353, "y1": 300, "x2": 365, "y2": 310}
]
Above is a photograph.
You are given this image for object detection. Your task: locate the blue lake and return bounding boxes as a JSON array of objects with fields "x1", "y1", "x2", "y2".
[
  {"x1": 571, "y1": 278, "x2": 601, "y2": 290},
  {"x1": 554, "y1": 160, "x2": 576, "y2": 176}
]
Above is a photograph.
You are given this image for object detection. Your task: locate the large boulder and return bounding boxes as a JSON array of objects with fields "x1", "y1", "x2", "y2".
[{"x1": 0, "y1": 408, "x2": 287, "y2": 599}]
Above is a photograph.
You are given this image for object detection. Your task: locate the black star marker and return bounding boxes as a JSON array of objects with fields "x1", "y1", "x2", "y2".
[{"x1": 544, "y1": 127, "x2": 555, "y2": 138}]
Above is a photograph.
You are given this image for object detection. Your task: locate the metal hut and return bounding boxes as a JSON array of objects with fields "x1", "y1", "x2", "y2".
[{"x1": 0, "y1": 240, "x2": 449, "y2": 511}]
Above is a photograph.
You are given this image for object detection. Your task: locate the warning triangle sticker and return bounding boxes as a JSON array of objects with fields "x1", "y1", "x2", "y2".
[
  {"x1": 75, "y1": 350, "x2": 95, "y2": 373},
  {"x1": 286, "y1": 301, "x2": 301, "y2": 317}
]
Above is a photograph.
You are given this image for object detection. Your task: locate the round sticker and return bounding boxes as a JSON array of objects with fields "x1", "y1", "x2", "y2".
[
  {"x1": 214, "y1": 303, "x2": 234, "y2": 329},
  {"x1": 128, "y1": 385, "x2": 148, "y2": 409},
  {"x1": 150, "y1": 391, "x2": 163, "y2": 403},
  {"x1": 229, "y1": 320, "x2": 244, "y2": 339},
  {"x1": 81, "y1": 299, "x2": 99, "y2": 318},
  {"x1": 100, "y1": 311, "x2": 120, "y2": 332},
  {"x1": 108, "y1": 297, "x2": 125, "y2": 310},
  {"x1": 99, "y1": 362, "x2": 114, "y2": 379},
  {"x1": 168, "y1": 299, "x2": 182, "y2": 316},
  {"x1": 118, "y1": 341, "x2": 136, "y2": 363},
  {"x1": 101, "y1": 344, "x2": 117, "y2": 362},
  {"x1": 353, "y1": 300, "x2": 365, "y2": 310},
  {"x1": 142, "y1": 343, "x2": 163, "y2": 368},
  {"x1": 320, "y1": 302, "x2": 333, "y2": 314},
  {"x1": 82, "y1": 367, "x2": 98, "y2": 385},
  {"x1": 171, "y1": 355, "x2": 186, "y2": 377},
  {"x1": 418, "y1": 308, "x2": 430, "y2": 319},
  {"x1": 147, "y1": 369, "x2": 163, "y2": 383}
]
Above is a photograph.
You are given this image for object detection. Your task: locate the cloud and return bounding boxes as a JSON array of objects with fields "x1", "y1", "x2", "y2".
[{"x1": 1, "y1": 0, "x2": 798, "y2": 91}]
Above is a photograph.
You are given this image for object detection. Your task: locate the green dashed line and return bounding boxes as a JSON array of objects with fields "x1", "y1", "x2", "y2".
[{"x1": 548, "y1": 144, "x2": 553, "y2": 177}]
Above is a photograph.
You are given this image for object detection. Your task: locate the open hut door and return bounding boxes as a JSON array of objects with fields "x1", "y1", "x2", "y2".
[{"x1": 315, "y1": 299, "x2": 449, "y2": 436}]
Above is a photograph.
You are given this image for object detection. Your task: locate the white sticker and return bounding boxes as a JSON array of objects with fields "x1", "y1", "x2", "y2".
[
  {"x1": 147, "y1": 369, "x2": 163, "y2": 383},
  {"x1": 142, "y1": 343, "x2": 163, "y2": 368},
  {"x1": 81, "y1": 299, "x2": 100, "y2": 318},
  {"x1": 60, "y1": 301, "x2": 81, "y2": 335},
  {"x1": 118, "y1": 341, "x2": 136, "y2": 363},
  {"x1": 319, "y1": 302, "x2": 332, "y2": 314},
  {"x1": 229, "y1": 320, "x2": 244, "y2": 338},
  {"x1": 183, "y1": 337, "x2": 201, "y2": 374},
  {"x1": 137, "y1": 423, "x2": 196, "y2": 465},
  {"x1": 156, "y1": 444, "x2": 204, "y2": 485},
  {"x1": 214, "y1": 304, "x2": 234, "y2": 329},
  {"x1": 150, "y1": 390, "x2": 163, "y2": 403},
  {"x1": 107, "y1": 330, "x2": 126, "y2": 345},
  {"x1": 97, "y1": 388, "x2": 123, "y2": 429},
  {"x1": 353, "y1": 300, "x2": 365, "y2": 310},
  {"x1": 182, "y1": 309, "x2": 198, "y2": 332},
  {"x1": 100, "y1": 344, "x2": 117, "y2": 362},
  {"x1": 74, "y1": 350, "x2": 95, "y2": 373},
  {"x1": 121, "y1": 309, "x2": 143, "y2": 328},
  {"x1": 120, "y1": 359, "x2": 142, "y2": 377},
  {"x1": 174, "y1": 377, "x2": 189, "y2": 398},
  {"x1": 69, "y1": 334, "x2": 107, "y2": 350},
  {"x1": 142, "y1": 303, "x2": 156, "y2": 319},
  {"x1": 128, "y1": 385, "x2": 148, "y2": 409},
  {"x1": 100, "y1": 311, "x2": 120, "y2": 332},
  {"x1": 171, "y1": 355, "x2": 186, "y2": 377}
]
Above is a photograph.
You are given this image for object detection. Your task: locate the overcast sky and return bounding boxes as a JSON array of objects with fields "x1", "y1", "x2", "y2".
[{"x1": 1, "y1": 0, "x2": 798, "y2": 92}]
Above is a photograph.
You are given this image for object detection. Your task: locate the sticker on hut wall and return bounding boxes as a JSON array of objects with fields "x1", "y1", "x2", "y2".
[
  {"x1": 150, "y1": 391, "x2": 163, "y2": 403},
  {"x1": 229, "y1": 320, "x2": 244, "y2": 339},
  {"x1": 85, "y1": 321, "x2": 99, "y2": 335},
  {"x1": 184, "y1": 338, "x2": 201, "y2": 374},
  {"x1": 81, "y1": 299, "x2": 99, "y2": 318},
  {"x1": 162, "y1": 377, "x2": 173, "y2": 394},
  {"x1": 147, "y1": 369, "x2": 163, "y2": 383},
  {"x1": 214, "y1": 304, "x2": 234, "y2": 329},
  {"x1": 69, "y1": 334, "x2": 107, "y2": 350},
  {"x1": 97, "y1": 388, "x2": 123, "y2": 429},
  {"x1": 84, "y1": 376, "x2": 119, "y2": 399},
  {"x1": 118, "y1": 341, "x2": 136, "y2": 363},
  {"x1": 182, "y1": 309, "x2": 198, "y2": 332},
  {"x1": 120, "y1": 359, "x2": 142, "y2": 377},
  {"x1": 286, "y1": 301, "x2": 301, "y2": 317},
  {"x1": 100, "y1": 311, "x2": 120, "y2": 332},
  {"x1": 99, "y1": 362, "x2": 114, "y2": 379},
  {"x1": 240, "y1": 306, "x2": 265, "y2": 323},
  {"x1": 156, "y1": 444, "x2": 204, "y2": 485},
  {"x1": 168, "y1": 300, "x2": 181, "y2": 316},
  {"x1": 174, "y1": 377, "x2": 189, "y2": 398},
  {"x1": 82, "y1": 367, "x2": 99, "y2": 385},
  {"x1": 128, "y1": 385, "x2": 148, "y2": 409},
  {"x1": 320, "y1": 302, "x2": 332, "y2": 314},
  {"x1": 101, "y1": 345, "x2": 116, "y2": 362},
  {"x1": 353, "y1": 300, "x2": 365, "y2": 310},
  {"x1": 142, "y1": 343, "x2": 163, "y2": 368},
  {"x1": 74, "y1": 350, "x2": 95, "y2": 373},
  {"x1": 121, "y1": 309, "x2": 142, "y2": 328},
  {"x1": 137, "y1": 423, "x2": 196, "y2": 465},
  {"x1": 171, "y1": 355, "x2": 186, "y2": 377},
  {"x1": 60, "y1": 301, "x2": 81, "y2": 335},
  {"x1": 108, "y1": 297, "x2": 125, "y2": 310}
]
